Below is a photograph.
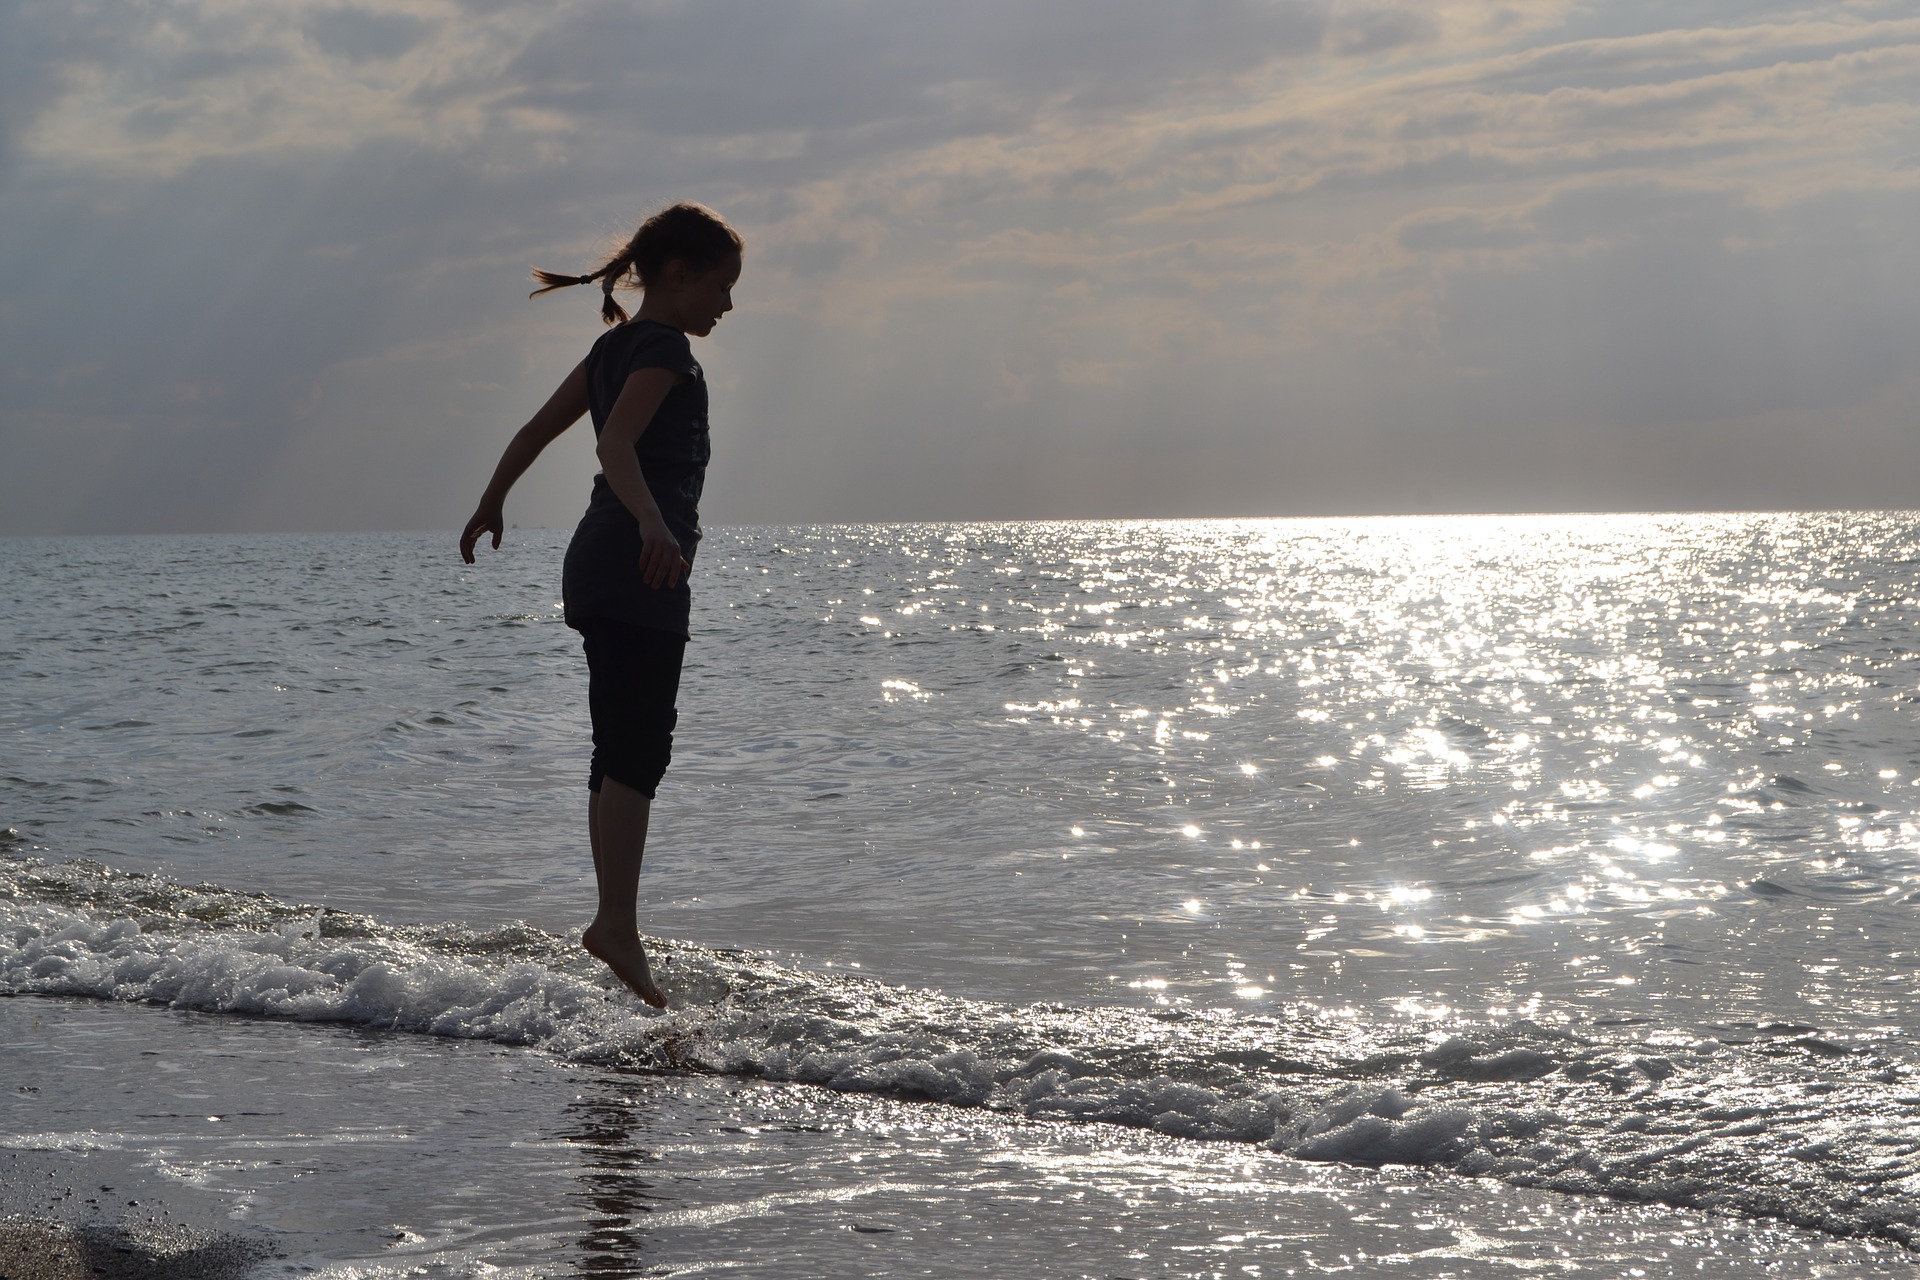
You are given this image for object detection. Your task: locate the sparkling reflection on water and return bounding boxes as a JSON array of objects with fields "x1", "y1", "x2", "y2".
[
  {"x1": 681, "y1": 512, "x2": 1920, "y2": 1035},
  {"x1": 6, "y1": 513, "x2": 1920, "y2": 1040}
]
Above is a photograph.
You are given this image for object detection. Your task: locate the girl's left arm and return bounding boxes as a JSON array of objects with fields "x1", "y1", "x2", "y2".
[{"x1": 460, "y1": 360, "x2": 590, "y2": 563}]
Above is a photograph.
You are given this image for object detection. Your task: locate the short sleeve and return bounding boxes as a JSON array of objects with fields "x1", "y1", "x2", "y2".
[
  {"x1": 584, "y1": 321, "x2": 701, "y2": 432},
  {"x1": 623, "y1": 325, "x2": 696, "y2": 380}
]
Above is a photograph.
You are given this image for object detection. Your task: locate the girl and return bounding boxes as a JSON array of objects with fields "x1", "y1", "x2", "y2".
[{"x1": 460, "y1": 202, "x2": 742, "y2": 1010}]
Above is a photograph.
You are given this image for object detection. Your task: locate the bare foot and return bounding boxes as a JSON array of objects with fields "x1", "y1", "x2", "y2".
[{"x1": 582, "y1": 921, "x2": 667, "y2": 1009}]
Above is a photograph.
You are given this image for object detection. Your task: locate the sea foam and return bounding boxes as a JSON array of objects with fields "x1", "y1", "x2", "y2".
[{"x1": 5, "y1": 855, "x2": 1919, "y2": 1248}]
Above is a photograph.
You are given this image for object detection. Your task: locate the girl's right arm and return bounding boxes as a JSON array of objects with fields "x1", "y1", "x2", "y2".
[
  {"x1": 460, "y1": 361, "x2": 591, "y2": 563},
  {"x1": 595, "y1": 367, "x2": 691, "y2": 590}
]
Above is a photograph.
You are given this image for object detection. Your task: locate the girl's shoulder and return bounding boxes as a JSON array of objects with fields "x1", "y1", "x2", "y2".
[{"x1": 589, "y1": 319, "x2": 695, "y2": 375}]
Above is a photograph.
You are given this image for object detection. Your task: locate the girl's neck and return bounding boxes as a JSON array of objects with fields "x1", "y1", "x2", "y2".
[{"x1": 633, "y1": 296, "x2": 684, "y2": 331}]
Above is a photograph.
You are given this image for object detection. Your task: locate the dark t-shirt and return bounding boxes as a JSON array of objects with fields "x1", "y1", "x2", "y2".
[{"x1": 561, "y1": 321, "x2": 710, "y2": 637}]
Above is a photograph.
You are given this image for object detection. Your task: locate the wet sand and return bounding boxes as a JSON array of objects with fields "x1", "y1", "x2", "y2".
[{"x1": 0, "y1": 1149, "x2": 274, "y2": 1280}]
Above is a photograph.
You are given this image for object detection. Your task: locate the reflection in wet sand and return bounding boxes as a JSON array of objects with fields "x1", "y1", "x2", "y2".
[{"x1": 560, "y1": 1086, "x2": 663, "y2": 1278}]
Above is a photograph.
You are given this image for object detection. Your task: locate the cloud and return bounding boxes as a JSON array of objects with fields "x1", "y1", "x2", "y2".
[
  {"x1": 0, "y1": 0, "x2": 117, "y2": 176},
  {"x1": 2, "y1": 0, "x2": 1918, "y2": 533},
  {"x1": 16, "y1": 0, "x2": 1339, "y2": 181},
  {"x1": 1331, "y1": 6, "x2": 1438, "y2": 57},
  {"x1": 1563, "y1": 186, "x2": 1903, "y2": 411},
  {"x1": 303, "y1": 5, "x2": 436, "y2": 63},
  {"x1": 1395, "y1": 209, "x2": 1537, "y2": 253}
]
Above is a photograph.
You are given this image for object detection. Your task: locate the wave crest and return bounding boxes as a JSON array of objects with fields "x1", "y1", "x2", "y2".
[{"x1": 5, "y1": 856, "x2": 1919, "y2": 1248}]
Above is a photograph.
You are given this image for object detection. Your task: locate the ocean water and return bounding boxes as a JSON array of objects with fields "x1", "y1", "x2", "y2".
[{"x1": 5, "y1": 514, "x2": 1920, "y2": 1277}]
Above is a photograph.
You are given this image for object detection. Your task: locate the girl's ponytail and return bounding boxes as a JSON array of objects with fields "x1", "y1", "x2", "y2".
[
  {"x1": 528, "y1": 260, "x2": 633, "y2": 325},
  {"x1": 599, "y1": 269, "x2": 626, "y2": 327},
  {"x1": 528, "y1": 268, "x2": 599, "y2": 296},
  {"x1": 529, "y1": 203, "x2": 740, "y2": 327}
]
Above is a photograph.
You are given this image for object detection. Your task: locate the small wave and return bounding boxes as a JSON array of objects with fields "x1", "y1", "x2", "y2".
[{"x1": 4, "y1": 856, "x2": 1919, "y2": 1249}]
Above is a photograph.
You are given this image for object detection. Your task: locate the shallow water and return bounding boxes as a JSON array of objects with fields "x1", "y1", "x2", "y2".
[
  {"x1": 6, "y1": 998, "x2": 1912, "y2": 1278},
  {"x1": 6, "y1": 515, "x2": 1920, "y2": 1273}
]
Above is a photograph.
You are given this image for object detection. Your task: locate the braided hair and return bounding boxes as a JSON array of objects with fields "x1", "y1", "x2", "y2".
[{"x1": 530, "y1": 202, "x2": 742, "y2": 325}]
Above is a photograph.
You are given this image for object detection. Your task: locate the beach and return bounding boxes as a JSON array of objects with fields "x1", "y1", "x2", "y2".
[{"x1": 5, "y1": 516, "x2": 1920, "y2": 1276}]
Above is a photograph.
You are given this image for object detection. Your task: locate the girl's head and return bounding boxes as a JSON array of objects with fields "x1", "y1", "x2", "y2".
[{"x1": 531, "y1": 202, "x2": 743, "y2": 328}]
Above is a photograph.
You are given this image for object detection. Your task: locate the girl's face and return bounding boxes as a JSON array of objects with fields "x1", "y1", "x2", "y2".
[{"x1": 669, "y1": 253, "x2": 740, "y2": 337}]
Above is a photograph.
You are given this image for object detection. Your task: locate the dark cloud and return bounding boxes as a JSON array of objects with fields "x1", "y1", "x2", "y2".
[
  {"x1": 1526, "y1": 178, "x2": 1758, "y2": 243},
  {"x1": 1395, "y1": 210, "x2": 1536, "y2": 253},
  {"x1": 1331, "y1": 7, "x2": 1436, "y2": 58},
  {"x1": 0, "y1": 0, "x2": 116, "y2": 175},
  {"x1": 762, "y1": 235, "x2": 859, "y2": 278},
  {"x1": 0, "y1": 143, "x2": 589, "y2": 531},
  {"x1": 499, "y1": 0, "x2": 1329, "y2": 138},
  {"x1": 1, "y1": 0, "x2": 1917, "y2": 533},
  {"x1": 303, "y1": 7, "x2": 435, "y2": 63},
  {"x1": 1420, "y1": 182, "x2": 1917, "y2": 433}
]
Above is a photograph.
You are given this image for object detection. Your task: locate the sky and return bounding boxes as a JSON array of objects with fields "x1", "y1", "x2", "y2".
[{"x1": 2, "y1": 0, "x2": 1916, "y2": 534}]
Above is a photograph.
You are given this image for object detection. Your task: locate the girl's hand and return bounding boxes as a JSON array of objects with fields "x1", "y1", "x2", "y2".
[
  {"x1": 460, "y1": 360, "x2": 590, "y2": 566},
  {"x1": 461, "y1": 504, "x2": 504, "y2": 563},
  {"x1": 637, "y1": 520, "x2": 691, "y2": 589}
]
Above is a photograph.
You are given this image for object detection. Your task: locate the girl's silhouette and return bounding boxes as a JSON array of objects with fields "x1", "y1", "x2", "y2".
[{"x1": 461, "y1": 202, "x2": 742, "y2": 1009}]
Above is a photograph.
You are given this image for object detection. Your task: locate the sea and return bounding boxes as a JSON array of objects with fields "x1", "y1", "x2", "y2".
[{"x1": 5, "y1": 514, "x2": 1920, "y2": 1278}]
